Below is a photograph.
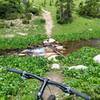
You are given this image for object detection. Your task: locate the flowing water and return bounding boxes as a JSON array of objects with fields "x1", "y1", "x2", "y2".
[
  {"x1": 0, "y1": 39, "x2": 99, "y2": 56},
  {"x1": 63, "y1": 39, "x2": 100, "y2": 55}
]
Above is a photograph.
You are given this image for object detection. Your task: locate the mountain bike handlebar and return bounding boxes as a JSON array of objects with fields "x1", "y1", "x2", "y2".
[{"x1": 7, "y1": 68, "x2": 90, "y2": 100}]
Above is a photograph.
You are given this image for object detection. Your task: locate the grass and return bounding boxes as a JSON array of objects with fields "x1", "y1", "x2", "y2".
[
  {"x1": 33, "y1": 0, "x2": 100, "y2": 42},
  {"x1": 0, "y1": 17, "x2": 47, "y2": 50},
  {"x1": 52, "y1": 14, "x2": 100, "y2": 41},
  {"x1": 0, "y1": 0, "x2": 100, "y2": 99},
  {"x1": 57, "y1": 47, "x2": 100, "y2": 99},
  {"x1": 0, "y1": 56, "x2": 49, "y2": 99}
]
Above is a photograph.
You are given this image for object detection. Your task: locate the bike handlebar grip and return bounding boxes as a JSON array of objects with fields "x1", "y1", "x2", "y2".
[
  {"x1": 7, "y1": 68, "x2": 23, "y2": 75},
  {"x1": 70, "y1": 88, "x2": 91, "y2": 100}
]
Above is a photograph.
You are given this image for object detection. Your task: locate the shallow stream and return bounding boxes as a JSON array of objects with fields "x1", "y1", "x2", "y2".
[{"x1": 0, "y1": 39, "x2": 99, "y2": 56}]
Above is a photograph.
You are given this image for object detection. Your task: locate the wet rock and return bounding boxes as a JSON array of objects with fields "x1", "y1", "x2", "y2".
[
  {"x1": 68, "y1": 65, "x2": 87, "y2": 70},
  {"x1": 56, "y1": 46, "x2": 63, "y2": 50},
  {"x1": 45, "y1": 52, "x2": 57, "y2": 58},
  {"x1": 43, "y1": 38, "x2": 55, "y2": 45},
  {"x1": 48, "y1": 38, "x2": 55, "y2": 43},
  {"x1": 93, "y1": 55, "x2": 100, "y2": 63},
  {"x1": 45, "y1": 47, "x2": 53, "y2": 52},
  {"x1": 33, "y1": 48, "x2": 45, "y2": 56},
  {"x1": 21, "y1": 49, "x2": 34, "y2": 55},
  {"x1": 51, "y1": 64, "x2": 60, "y2": 69},
  {"x1": 18, "y1": 53, "x2": 26, "y2": 56},
  {"x1": 21, "y1": 49, "x2": 32, "y2": 53},
  {"x1": 43, "y1": 40, "x2": 50, "y2": 46}
]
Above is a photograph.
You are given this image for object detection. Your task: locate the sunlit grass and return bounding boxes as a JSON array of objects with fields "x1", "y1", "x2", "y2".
[{"x1": 0, "y1": 17, "x2": 47, "y2": 49}]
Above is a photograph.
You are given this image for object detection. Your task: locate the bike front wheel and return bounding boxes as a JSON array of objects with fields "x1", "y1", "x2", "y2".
[{"x1": 47, "y1": 95, "x2": 56, "y2": 100}]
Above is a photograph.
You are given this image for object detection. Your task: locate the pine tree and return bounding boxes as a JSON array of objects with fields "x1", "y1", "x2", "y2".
[
  {"x1": 79, "y1": 0, "x2": 100, "y2": 18},
  {"x1": 56, "y1": 0, "x2": 74, "y2": 24}
]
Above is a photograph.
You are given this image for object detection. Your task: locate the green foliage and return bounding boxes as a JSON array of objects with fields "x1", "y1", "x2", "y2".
[
  {"x1": 61, "y1": 47, "x2": 100, "y2": 99},
  {"x1": 0, "y1": 18, "x2": 47, "y2": 49},
  {"x1": 0, "y1": 0, "x2": 40, "y2": 20},
  {"x1": 53, "y1": 31, "x2": 100, "y2": 42},
  {"x1": 39, "y1": 18, "x2": 46, "y2": 24},
  {"x1": 56, "y1": 0, "x2": 74, "y2": 24},
  {"x1": 22, "y1": 19, "x2": 30, "y2": 24},
  {"x1": 25, "y1": 13, "x2": 32, "y2": 20},
  {"x1": 0, "y1": 20, "x2": 9, "y2": 28},
  {"x1": 79, "y1": 0, "x2": 100, "y2": 18},
  {"x1": 0, "y1": 33, "x2": 46, "y2": 50},
  {"x1": 26, "y1": 6, "x2": 40, "y2": 15},
  {"x1": 0, "y1": 0, "x2": 24, "y2": 19},
  {"x1": 0, "y1": 56, "x2": 49, "y2": 98}
]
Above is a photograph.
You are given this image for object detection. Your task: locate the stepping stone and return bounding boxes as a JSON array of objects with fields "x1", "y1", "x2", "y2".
[
  {"x1": 48, "y1": 38, "x2": 55, "y2": 43},
  {"x1": 51, "y1": 64, "x2": 60, "y2": 69},
  {"x1": 43, "y1": 38, "x2": 55, "y2": 45},
  {"x1": 56, "y1": 46, "x2": 63, "y2": 50},
  {"x1": 93, "y1": 54, "x2": 100, "y2": 63}
]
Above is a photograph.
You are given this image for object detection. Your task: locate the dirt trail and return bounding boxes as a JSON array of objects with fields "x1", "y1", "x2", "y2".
[
  {"x1": 43, "y1": 71, "x2": 64, "y2": 100},
  {"x1": 42, "y1": 9, "x2": 65, "y2": 99},
  {"x1": 42, "y1": 9, "x2": 53, "y2": 38}
]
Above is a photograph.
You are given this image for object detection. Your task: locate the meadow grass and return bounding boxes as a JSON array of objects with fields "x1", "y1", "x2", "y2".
[
  {"x1": 57, "y1": 47, "x2": 100, "y2": 99},
  {"x1": 0, "y1": 56, "x2": 49, "y2": 99},
  {"x1": 0, "y1": 17, "x2": 47, "y2": 49},
  {"x1": 34, "y1": 0, "x2": 100, "y2": 42}
]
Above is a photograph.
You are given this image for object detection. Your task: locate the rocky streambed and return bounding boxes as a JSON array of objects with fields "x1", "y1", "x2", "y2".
[{"x1": 0, "y1": 38, "x2": 100, "y2": 58}]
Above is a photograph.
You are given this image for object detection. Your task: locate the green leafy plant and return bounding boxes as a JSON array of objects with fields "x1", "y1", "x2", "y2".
[
  {"x1": 0, "y1": 56, "x2": 49, "y2": 98},
  {"x1": 60, "y1": 47, "x2": 100, "y2": 99}
]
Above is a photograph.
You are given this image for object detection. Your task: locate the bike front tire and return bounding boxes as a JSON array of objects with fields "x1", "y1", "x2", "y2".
[{"x1": 47, "y1": 95, "x2": 56, "y2": 100}]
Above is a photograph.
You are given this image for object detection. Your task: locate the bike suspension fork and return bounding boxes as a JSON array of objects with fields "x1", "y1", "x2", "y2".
[{"x1": 37, "y1": 78, "x2": 49, "y2": 100}]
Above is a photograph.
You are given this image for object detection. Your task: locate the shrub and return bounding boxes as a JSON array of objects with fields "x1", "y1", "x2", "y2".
[
  {"x1": 5, "y1": 13, "x2": 20, "y2": 20},
  {"x1": 78, "y1": 0, "x2": 100, "y2": 18},
  {"x1": 26, "y1": 6, "x2": 40, "y2": 15},
  {"x1": 0, "y1": 0, "x2": 24, "y2": 19},
  {"x1": 10, "y1": 22, "x2": 15, "y2": 27},
  {"x1": 56, "y1": 0, "x2": 74, "y2": 24},
  {"x1": 39, "y1": 18, "x2": 46, "y2": 24},
  {"x1": 25, "y1": 13, "x2": 32, "y2": 20},
  {"x1": 22, "y1": 19, "x2": 30, "y2": 24}
]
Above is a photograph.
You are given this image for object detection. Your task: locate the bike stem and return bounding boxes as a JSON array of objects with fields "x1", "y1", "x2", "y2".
[{"x1": 37, "y1": 78, "x2": 49, "y2": 100}]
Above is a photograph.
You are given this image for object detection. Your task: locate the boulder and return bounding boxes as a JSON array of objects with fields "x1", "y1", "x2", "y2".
[
  {"x1": 93, "y1": 55, "x2": 100, "y2": 64},
  {"x1": 68, "y1": 65, "x2": 87, "y2": 70}
]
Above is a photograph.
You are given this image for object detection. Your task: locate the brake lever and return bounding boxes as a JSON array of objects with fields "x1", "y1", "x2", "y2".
[
  {"x1": 21, "y1": 71, "x2": 32, "y2": 80},
  {"x1": 61, "y1": 84, "x2": 72, "y2": 93}
]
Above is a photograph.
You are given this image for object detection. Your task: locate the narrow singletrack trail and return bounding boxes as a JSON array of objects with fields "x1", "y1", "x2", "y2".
[
  {"x1": 43, "y1": 71, "x2": 64, "y2": 100},
  {"x1": 42, "y1": 9, "x2": 53, "y2": 38},
  {"x1": 42, "y1": 9, "x2": 65, "y2": 99}
]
